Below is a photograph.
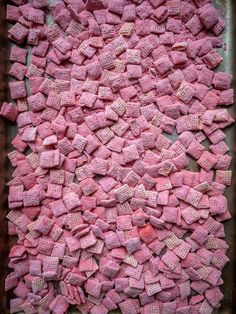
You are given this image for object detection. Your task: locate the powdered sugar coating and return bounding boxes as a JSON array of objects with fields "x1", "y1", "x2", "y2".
[{"x1": 2, "y1": 0, "x2": 234, "y2": 313}]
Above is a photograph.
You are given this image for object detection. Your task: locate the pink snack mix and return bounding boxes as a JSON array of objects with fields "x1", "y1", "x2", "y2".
[{"x1": 1, "y1": 0, "x2": 234, "y2": 313}]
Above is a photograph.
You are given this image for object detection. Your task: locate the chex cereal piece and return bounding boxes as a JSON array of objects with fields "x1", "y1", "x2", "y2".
[
  {"x1": 126, "y1": 49, "x2": 141, "y2": 65},
  {"x1": 72, "y1": 134, "x2": 87, "y2": 153},
  {"x1": 123, "y1": 170, "x2": 140, "y2": 187},
  {"x1": 90, "y1": 158, "x2": 108, "y2": 176},
  {"x1": 107, "y1": 136, "x2": 125, "y2": 153},
  {"x1": 215, "y1": 170, "x2": 232, "y2": 186},
  {"x1": 117, "y1": 215, "x2": 132, "y2": 231},
  {"x1": 124, "y1": 237, "x2": 141, "y2": 255},
  {"x1": 127, "y1": 64, "x2": 143, "y2": 79},
  {"x1": 122, "y1": 145, "x2": 139, "y2": 164},
  {"x1": 119, "y1": 23, "x2": 134, "y2": 37},
  {"x1": 27, "y1": 92, "x2": 46, "y2": 112},
  {"x1": 119, "y1": 299, "x2": 137, "y2": 314},
  {"x1": 212, "y1": 17, "x2": 226, "y2": 35},
  {"x1": 198, "y1": 4, "x2": 219, "y2": 29},
  {"x1": 145, "y1": 301, "x2": 161, "y2": 314},
  {"x1": 108, "y1": 0, "x2": 125, "y2": 15},
  {"x1": 162, "y1": 250, "x2": 180, "y2": 271},
  {"x1": 80, "y1": 178, "x2": 98, "y2": 196},
  {"x1": 26, "y1": 64, "x2": 44, "y2": 78},
  {"x1": 167, "y1": 0, "x2": 181, "y2": 16},
  {"x1": 173, "y1": 241, "x2": 191, "y2": 260},
  {"x1": 186, "y1": 15, "x2": 203, "y2": 35},
  {"x1": 79, "y1": 40, "x2": 97, "y2": 58},
  {"x1": 150, "y1": 16, "x2": 166, "y2": 33},
  {"x1": 152, "y1": 5, "x2": 169, "y2": 23},
  {"x1": 0, "y1": 102, "x2": 18, "y2": 122},
  {"x1": 213, "y1": 72, "x2": 232, "y2": 90},
  {"x1": 98, "y1": 86, "x2": 113, "y2": 100},
  {"x1": 124, "y1": 263, "x2": 143, "y2": 281},
  {"x1": 85, "y1": 278, "x2": 102, "y2": 298},
  {"x1": 99, "y1": 51, "x2": 116, "y2": 70},
  {"x1": 197, "y1": 151, "x2": 217, "y2": 171},
  {"x1": 9, "y1": 81, "x2": 26, "y2": 100},
  {"x1": 8, "y1": 23, "x2": 29, "y2": 44},
  {"x1": 145, "y1": 282, "x2": 162, "y2": 297},
  {"x1": 79, "y1": 92, "x2": 97, "y2": 108},
  {"x1": 117, "y1": 202, "x2": 133, "y2": 215},
  {"x1": 139, "y1": 225, "x2": 157, "y2": 245},
  {"x1": 176, "y1": 81, "x2": 195, "y2": 103},
  {"x1": 60, "y1": 91, "x2": 75, "y2": 107},
  {"x1": 66, "y1": 20, "x2": 85, "y2": 37},
  {"x1": 112, "y1": 35, "x2": 127, "y2": 56},
  {"x1": 101, "y1": 259, "x2": 120, "y2": 278},
  {"x1": 190, "y1": 227, "x2": 208, "y2": 245},
  {"x1": 154, "y1": 54, "x2": 173, "y2": 75},
  {"x1": 182, "y1": 206, "x2": 201, "y2": 224},
  {"x1": 10, "y1": 46, "x2": 27, "y2": 64},
  {"x1": 63, "y1": 192, "x2": 81, "y2": 211},
  {"x1": 109, "y1": 119, "x2": 129, "y2": 140},
  {"x1": 96, "y1": 127, "x2": 114, "y2": 144},
  {"x1": 105, "y1": 106, "x2": 119, "y2": 122},
  {"x1": 203, "y1": 49, "x2": 223, "y2": 70},
  {"x1": 9, "y1": 62, "x2": 27, "y2": 80},
  {"x1": 115, "y1": 184, "x2": 133, "y2": 203},
  {"x1": 111, "y1": 98, "x2": 126, "y2": 116},
  {"x1": 185, "y1": 188, "x2": 203, "y2": 208},
  {"x1": 53, "y1": 37, "x2": 72, "y2": 54},
  {"x1": 164, "y1": 234, "x2": 181, "y2": 250}
]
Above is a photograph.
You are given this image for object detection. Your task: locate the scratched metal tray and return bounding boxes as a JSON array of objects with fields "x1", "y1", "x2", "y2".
[{"x1": 0, "y1": 0, "x2": 235, "y2": 313}]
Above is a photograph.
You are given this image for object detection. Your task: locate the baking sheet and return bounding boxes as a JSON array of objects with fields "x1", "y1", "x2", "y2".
[{"x1": 0, "y1": 0, "x2": 235, "y2": 313}]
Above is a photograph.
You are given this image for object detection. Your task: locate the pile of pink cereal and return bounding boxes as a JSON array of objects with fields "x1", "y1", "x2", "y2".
[{"x1": 2, "y1": 0, "x2": 234, "y2": 313}]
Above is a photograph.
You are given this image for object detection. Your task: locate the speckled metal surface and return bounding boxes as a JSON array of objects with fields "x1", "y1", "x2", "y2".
[{"x1": 0, "y1": 1, "x2": 235, "y2": 313}]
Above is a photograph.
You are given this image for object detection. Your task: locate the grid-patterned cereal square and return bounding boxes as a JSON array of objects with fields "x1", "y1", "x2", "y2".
[
  {"x1": 72, "y1": 134, "x2": 87, "y2": 153},
  {"x1": 123, "y1": 145, "x2": 139, "y2": 164},
  {"x1": 9, "y1": 81, "x2": 26, "y2": 100},
  {"x1": 127, "y1": 64, "x2": 142, "y2": 79},
  {"x1": 154, "y1": 54, "x2": 173, "y2": 75}
]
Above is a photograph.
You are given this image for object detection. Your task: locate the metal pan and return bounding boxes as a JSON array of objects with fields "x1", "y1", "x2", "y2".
[{"x1": 0, "y1": 1, "x2": 235, "y2": 313}]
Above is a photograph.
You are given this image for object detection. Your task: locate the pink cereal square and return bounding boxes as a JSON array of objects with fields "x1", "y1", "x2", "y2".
[
  {"x1": 152, "y1": 6, "x2": 169, "y2": 24},
  {"x1": 80, "y1": 92, "x2": 97, "y2": 108},
  {"x1": 185, "y1": 15, "x2": 203, "y2": 36},
  {"x1": 166, "y1": 17, "x2": 182, "y2": 33},
  {"x1": 155, "y1": 78, "x2": 173, "y2": 96},
  {"x1": 47, "y1": 183, "x2": 62, "y2": 199},
  {"x1": 60, "y1": 91, "x2": 76, "y2": 107},
  {"x1": 10, "y1": 46, "x2": 27, "y2": 64},
  {"x1": 50, "y1": 199, "x2": 67, "y2": 217},
  {"x1": 203, "y1": 50, "x2": 223, "y2": 70},
  {"x1": 127, "y1": 64, "x2": 143, "y2": 79},
  {"x1": 190, "y1": 227, "x2": 208, "y2": 245},
  {"x1": 8, "y1": 23, "x2": 29, "y2": 44},
  {"x1": 122, "y1": 145, "x2": 139, "y2": 164},
  {"x1": 198, "y1": 4, "x2": 219, "y2": 29},
  {"x1": 198, "y1": 67, "x2": 214, "y2": 87},
  {"x1": 212, "y1": 17, "x2": 226, "y2": 35},
  {"x1": 28, "y1": 92, "x2": 46, "y2": 112},
  {"x1": 116, "y1": 215, "x2": 132, "y2": 231},
  {"x1": 6, "y1": 5, "x2": 21, "y2": 22},
  {"x1": 0, "y1": 102, "x2": 18, "y2": 122},
  {"x1": 176, "y1": 81, "x2": 195, "y2": 104},
  {"x1": 9, "y1": 62, "x2": 27, "y2": 80},
  {"x1": 154, "y1": 54, "x2": 173, "y2": 75},
  {"x1": 9, "y1": 81, "x2": 26, "y2": 100},
  {"x1": 170, "y1": 51, "x2": 188, "y2": 66}
]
